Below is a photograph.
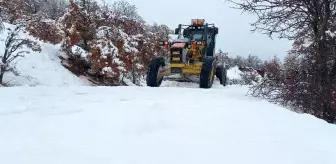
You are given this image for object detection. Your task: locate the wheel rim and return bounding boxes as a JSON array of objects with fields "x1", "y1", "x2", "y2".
[
  {"x1": 210, "y1": 65, "x2": 215, "y2": 81},
  {"x1": 208, "y1": 64, "x2": 215, "y2": 86}
]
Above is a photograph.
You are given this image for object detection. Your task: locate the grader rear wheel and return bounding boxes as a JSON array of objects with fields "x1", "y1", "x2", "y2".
[
  {"x1": 199, "y1": 57, "x2": 216, "y2": 88},
  {"x1": 216, "y1": 66, "x2": 227, "y2": 86}
]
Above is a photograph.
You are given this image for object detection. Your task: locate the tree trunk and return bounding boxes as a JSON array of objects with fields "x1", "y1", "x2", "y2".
[
  {"x1": 0, "y1": 66, "x2": 5, "y2": 85},
  {"x1": 83, "y1": 39, "x2": 90, "y2": 52},
  {"x1": 132, "y1": 67, "x2": 136, "y2": 84}
]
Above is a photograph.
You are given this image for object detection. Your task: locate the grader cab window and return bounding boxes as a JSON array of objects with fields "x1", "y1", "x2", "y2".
[
  {"x1": 183, "y1": 27, "x2": 216, "y2": 44},
  {"x1": 192, "y1": 33, "x2": 203, "y2": 40},
  {"x1": 183, "y1": 29, "x2": 205, "y2": 41}
]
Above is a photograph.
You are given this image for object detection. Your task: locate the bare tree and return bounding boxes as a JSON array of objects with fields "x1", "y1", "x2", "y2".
[
  {"x1": 111, "y1": 0, "x2": 142, "y2": 21},
  {"x1": 41, "y1": 0, "x2": 68, "y2": 20},
  {"x1": 246, "y1": 54, "x2": 263, "y2": 69},
  {"x1": 0, "y1": 24, "x2": 40, "y2": 84},
  {"x1": 0, "y1": 0, "x2": 43, "y2": 23},
  {"x1": 248, "y1": 56, "x2": 283, "y2": 100},
  {"x1": 0, "y1": 16, "x2": 3, "y2": 32},
  {"x1": 226, "y1": 0, "x2": 336, "y2": 123},
  {"x1": 0, "y1": 0, "x2": 3, "y2": 31}
]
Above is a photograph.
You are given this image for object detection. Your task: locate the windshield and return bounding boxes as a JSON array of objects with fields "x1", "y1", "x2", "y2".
[
  {"x1": 183, "y1": 28, "x2": 213, "y2": 42},
  {"x1": 192, "y1": 33, "x2": 203, "y2": 40},
  {"x1": 183, "y1": 29, "x2": 204, "y2": 41}
]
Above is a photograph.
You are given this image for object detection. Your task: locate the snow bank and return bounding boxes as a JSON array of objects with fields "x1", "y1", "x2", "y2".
[
  {"x1": 227, "y1": 66, "x2": 242, "y2": 80},
  {"x1": 0, "y1": 85, "x2": 335, "y2": 164},
  {"x1": 326, "y1": 30, "x2": 335, "y2": 38},
  {"x1": 71, "y1": 45, "x2": 89, "y2": 58},
  {"x1": 0, "y1": 23, "x2": 91, "y2": 86}
]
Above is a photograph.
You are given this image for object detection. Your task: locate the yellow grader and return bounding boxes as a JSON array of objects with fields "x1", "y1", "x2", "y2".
[{"x1": 146, "y1": 19, "x2": 227, "y2": 88}]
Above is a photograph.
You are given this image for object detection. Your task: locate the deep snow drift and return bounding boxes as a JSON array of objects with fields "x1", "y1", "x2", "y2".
[
  {"x1": 1, "y1": 84, "x2": 336, "y2": 164},
  {"x1": 0, "y1": 23, "x2": 90, "y2": 86}
]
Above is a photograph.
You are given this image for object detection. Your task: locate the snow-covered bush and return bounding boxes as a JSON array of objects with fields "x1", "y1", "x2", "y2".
[
  {"x1": 26, "y1": 18, "x2": 62, "y2": 44},
  {"x1": 0, "y1": 0, "x2": 172, "y2": 86},
  {"x1": 54, "y1": 0, "x2": 172, "y2": 85},
  {"x1": 240, "y1": 71, "x2": 262, "y2": 85}
]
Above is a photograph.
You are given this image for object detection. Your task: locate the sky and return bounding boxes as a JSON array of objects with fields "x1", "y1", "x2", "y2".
[{"x1": 105, "y1": 0, "x2": 293, "y2": 60}]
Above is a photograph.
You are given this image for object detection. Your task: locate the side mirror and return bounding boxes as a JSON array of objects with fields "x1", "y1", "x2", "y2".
[
  {"x1": 214, "y1": 27, "x2": 218, "y2": 35},
  {"x1": 175, "y1": 28, "x2": 179, "y2": 35}
]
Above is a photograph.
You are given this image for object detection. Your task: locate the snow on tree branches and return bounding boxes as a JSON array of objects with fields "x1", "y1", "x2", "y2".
[
  {"x1": 227, "y1": 0, "x2": 336, "y2": 123},
  {"x1": 0, "y1": 0, "x2": 172, "y2": 86},
  {"x1": 0, "y1": 24, "x2": 41, "y2": 85}
]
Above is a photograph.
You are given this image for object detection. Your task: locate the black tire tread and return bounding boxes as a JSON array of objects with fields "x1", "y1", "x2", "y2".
[
  {"x1": 216, "y1": 66, "x2": 223, "y2": 84},
  {"x1": 215, "y1": 66, "x2": 227, "y2": 86},
  {"x1": 146, "y1": 56, "x2": 165, "y2": 87},
  {"x1": 200, "y1": 57, "x2": 215, "y2": 88}
]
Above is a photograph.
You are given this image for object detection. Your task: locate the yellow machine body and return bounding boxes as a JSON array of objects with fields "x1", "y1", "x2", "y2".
[
  {"x1": 169, "y1": 63, "x2": 202, "y2": 74},
  {"x1": 146, "y1": 19, "x2": 225, "y2": 88},
  {"x1": 164, "y1": 41, "x2": 205, "y2": 76}
]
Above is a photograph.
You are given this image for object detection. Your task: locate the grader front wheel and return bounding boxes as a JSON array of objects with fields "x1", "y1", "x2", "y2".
[
  {"x1": 146, "y1": 56, "x2": 165, "y2": 87},
  {"x1": 199, "y1": 57, "x2": 216, "y2": 88}
]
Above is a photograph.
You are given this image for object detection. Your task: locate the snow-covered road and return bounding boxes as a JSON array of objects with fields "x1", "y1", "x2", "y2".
[{"x1": 1, "y1": 84, "x2": 336, "y2": 164}]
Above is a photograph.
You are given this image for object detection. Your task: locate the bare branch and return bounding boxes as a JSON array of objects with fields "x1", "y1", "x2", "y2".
[
  {"x1": 226, "y1": 0, "x2": 336, "y2": 123},
  {"x1": 0, "y1": 24, "x2": 40, "y2": 85}
]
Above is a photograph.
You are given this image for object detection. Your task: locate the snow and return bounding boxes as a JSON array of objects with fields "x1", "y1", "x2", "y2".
[
  {"x1": 227, "y1": 66, "x2": 242, "y2": 80},
  {"x1": 1, "y1": 83, "x2": 336, "y2": 164},
  {"x1": 118, "y1": 29, "x2": 139, "y2": 53},
  {"x1": 0, "y1": 23, "x2": 90, "y2": 86},
  {"x1": 71, "y1": 45, "x2": 89, "y2": 58},
  {"x1": 326, "y1": 30, "x2": 335, "y2": 38},
  {"x1": 122, "y1": 77, "x2": 138, "y2": 86},
  {"x1": 9, "y1": 43, "x2": 91, "y2": 86},
  {"x1": 0, "y1": 15, "x2": 335, "y2": 164}
]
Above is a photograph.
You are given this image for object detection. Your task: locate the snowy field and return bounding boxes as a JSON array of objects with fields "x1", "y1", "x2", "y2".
[
  {"x1": 1, "y1": 21, "x2": 336, "y2": 164},
  {"x1": 1, "y1": 83, "x2": 336, "y2": 164}
]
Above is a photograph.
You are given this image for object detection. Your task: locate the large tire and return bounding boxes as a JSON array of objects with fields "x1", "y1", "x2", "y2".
[
  {"x1": 222, "y1": 69, "x2": 227, "y2": 86},
  {"x1": 200, "y1": 57, "x2": 216, "y2": 88},
  {"x1": 146, "y1": 56, "x2": 165, "y2": 87},
  {"x1": 216, "y1": 66, "x2": 227, "y2": 86}
]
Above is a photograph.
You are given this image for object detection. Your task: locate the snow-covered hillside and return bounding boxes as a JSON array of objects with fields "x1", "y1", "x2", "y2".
[
  {"x1": 0, "y1": 23, "x2": 91, "y2": 86},
  {"x1": 0, "y1": 22, "x2": 244, "y2": 87},
  {"x1": 1, "y1": 84, "x2": 336, "y2": 164}
]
